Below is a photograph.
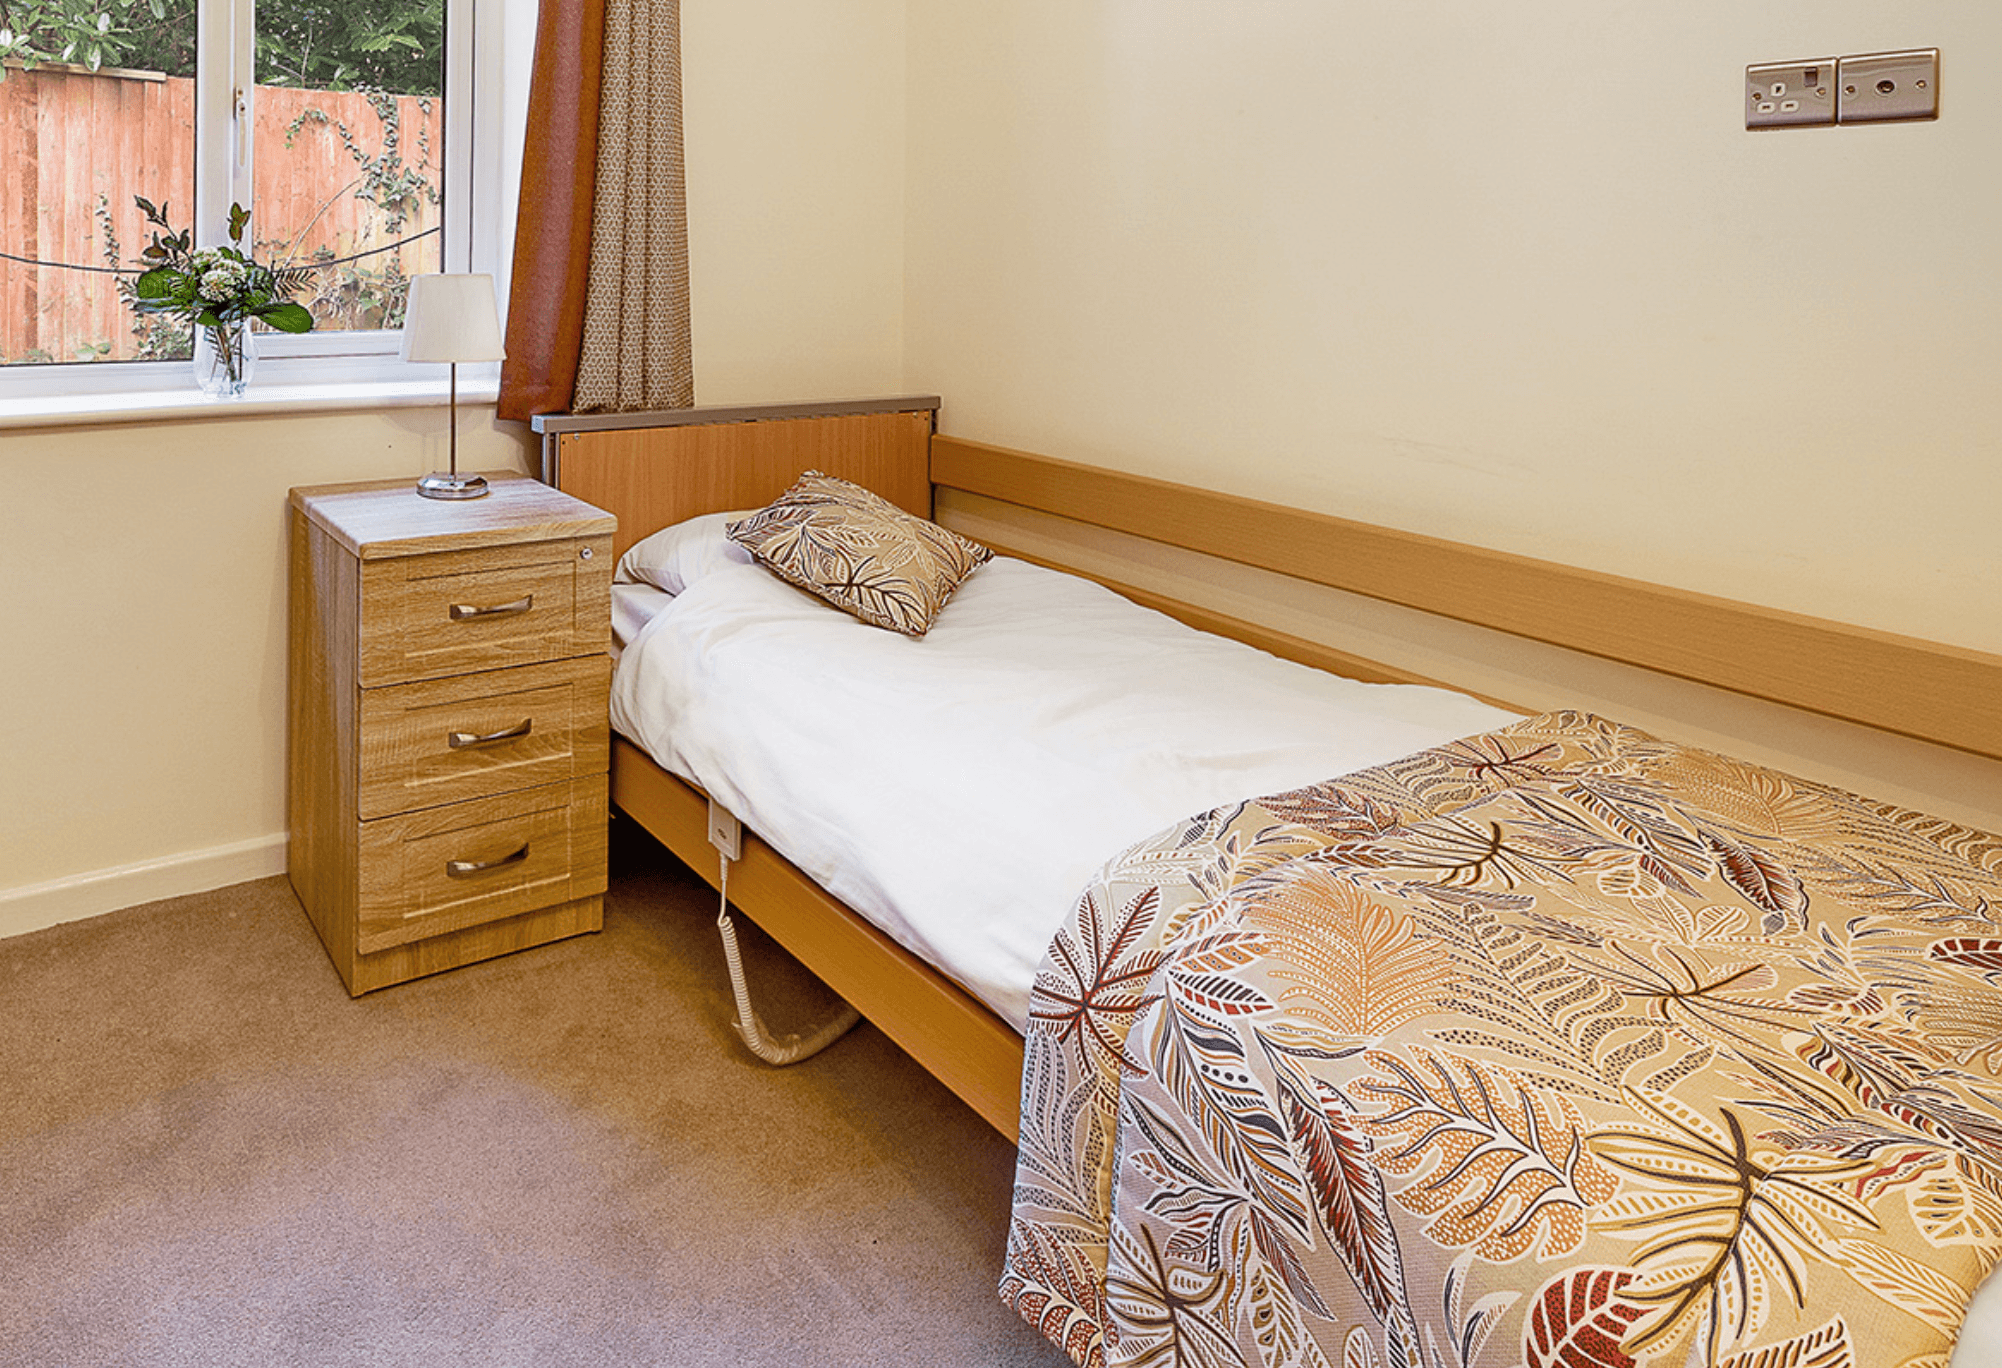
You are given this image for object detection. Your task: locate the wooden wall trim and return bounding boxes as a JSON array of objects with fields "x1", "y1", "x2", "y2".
[{"x1": 932, "y1": 435, "x2": 2002, "y2": 763}]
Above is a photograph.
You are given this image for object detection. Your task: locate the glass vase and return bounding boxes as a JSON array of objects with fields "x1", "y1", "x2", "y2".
[{"x1": 195, "y1": 320, "x2": 256, "y2": 398}]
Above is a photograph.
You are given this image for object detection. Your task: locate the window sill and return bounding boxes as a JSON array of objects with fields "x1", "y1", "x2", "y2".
[{"x1": 0, "y1": 376, "x2": 503, "y2": 431}]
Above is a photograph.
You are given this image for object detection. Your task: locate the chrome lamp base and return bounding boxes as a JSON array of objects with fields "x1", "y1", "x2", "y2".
[{"x1": 417, "y1": 470, "x2": 490, "y2": 500}]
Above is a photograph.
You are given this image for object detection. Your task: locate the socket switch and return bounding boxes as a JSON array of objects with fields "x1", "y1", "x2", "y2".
[
  {"x1": 1747, "y1": 59, "x2": 1835, "y2": 128},
  {"x1": 1838, "y1": 49, "x2": 1939, "y2": 123}
]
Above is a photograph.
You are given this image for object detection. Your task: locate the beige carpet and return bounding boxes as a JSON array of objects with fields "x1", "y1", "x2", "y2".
[{"x1": 0, "y1": 819, "x2": 1069, "y2": 1367}]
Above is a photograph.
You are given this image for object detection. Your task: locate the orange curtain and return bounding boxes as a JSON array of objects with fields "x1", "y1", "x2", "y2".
[{"x1": 497, "y1": 0, "x2": 606, "y2": 421}]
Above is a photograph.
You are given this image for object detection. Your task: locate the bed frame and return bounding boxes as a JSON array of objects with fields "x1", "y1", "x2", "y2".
[{"x1": 534, "y1": 397, "x2": 2002, "y2": 1142}]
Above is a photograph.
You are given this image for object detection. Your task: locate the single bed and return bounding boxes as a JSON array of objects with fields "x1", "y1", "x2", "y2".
[
  {"x1": 533, "y1": 398, "x2": 2002, "y2": 1367},
  {"x1": 606, "y1": 518, "x2": 1515, "y2": 1033}
]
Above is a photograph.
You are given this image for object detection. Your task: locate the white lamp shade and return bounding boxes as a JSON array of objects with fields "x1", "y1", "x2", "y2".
[{"x1": 399, "y1": 273, "x2": 507, "y2": 364}]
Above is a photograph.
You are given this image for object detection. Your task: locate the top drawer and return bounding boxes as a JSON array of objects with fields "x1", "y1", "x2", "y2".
[{"x1": 359, "y1": 536, "x2": 611, "y2": 685}]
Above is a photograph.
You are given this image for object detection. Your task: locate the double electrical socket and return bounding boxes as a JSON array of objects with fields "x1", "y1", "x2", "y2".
[
  {"x1": 1747, "y1": 48, "x2": 1938, "y2": 129},
  {"x1": 1746, "y1": 59, "x2": 1834, "y2": 127}
]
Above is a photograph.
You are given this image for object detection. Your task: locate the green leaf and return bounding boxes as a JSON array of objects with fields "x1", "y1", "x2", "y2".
[
  {"x1": 226, "y1": 202, "x2": 250, "y2": 243},
  {"x1": 256, "y1": 301, "x2": 315, "y2": 333},
  {"x1": 132, "y1": 265, "x2": 176, "y2": 300}
]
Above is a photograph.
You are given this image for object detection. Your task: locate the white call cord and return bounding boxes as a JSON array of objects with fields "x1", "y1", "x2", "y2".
[{"x1": 708, "y1": 800, "x2": 861, "y2": 1065}]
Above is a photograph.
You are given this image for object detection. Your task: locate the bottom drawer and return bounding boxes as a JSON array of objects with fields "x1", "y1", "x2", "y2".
[{"x1": 355, "y1": 776, "x2": 608, "y2": 954}]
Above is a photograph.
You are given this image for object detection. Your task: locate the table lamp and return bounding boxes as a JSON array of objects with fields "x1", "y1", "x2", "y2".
[{"x1": 400, "y1": 273, "x2": 507, "y2": 500}]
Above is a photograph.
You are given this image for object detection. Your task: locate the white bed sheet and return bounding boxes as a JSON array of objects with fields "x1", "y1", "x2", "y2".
[
  {"x1": 609, "y1": 581, "x2": 672, "y2": 664},
  {"x1": 609, "y1": 550, "x2": 1514, "y2": 1030}
]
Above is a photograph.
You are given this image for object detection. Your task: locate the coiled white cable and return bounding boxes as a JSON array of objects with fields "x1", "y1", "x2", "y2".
[{"x1": 714, "y1": 834, "x2": 861, "y2": 1066}]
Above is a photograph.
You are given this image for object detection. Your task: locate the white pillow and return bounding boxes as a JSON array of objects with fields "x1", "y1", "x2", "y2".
[{"x1": 614, "y1": 511, "x2": 756, "y2": 595}]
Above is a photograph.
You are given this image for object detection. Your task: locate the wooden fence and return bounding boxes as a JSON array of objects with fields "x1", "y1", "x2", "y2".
[{"x1": 0, "y1": 64, "x2": 443, "y2": 363}]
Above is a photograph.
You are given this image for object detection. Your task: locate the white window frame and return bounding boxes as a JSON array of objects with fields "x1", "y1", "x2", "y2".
[{"x1": 0, "y1": 0, "x2": 510, "y2": 410}]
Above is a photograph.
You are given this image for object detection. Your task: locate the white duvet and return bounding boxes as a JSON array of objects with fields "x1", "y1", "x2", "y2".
[{"x1": 608, "y1": 516, "x2": 1514, "y2": 1029}]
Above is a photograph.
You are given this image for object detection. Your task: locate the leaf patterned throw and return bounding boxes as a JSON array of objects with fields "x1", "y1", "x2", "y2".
[{"x1": 1003, "y1": 711, "x2": 2002, "y2": 1368}]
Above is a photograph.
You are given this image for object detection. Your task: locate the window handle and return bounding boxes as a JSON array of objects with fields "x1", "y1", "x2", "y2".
[{"x1": 233, "y1": 84, "x2": 249, "y2": 175}]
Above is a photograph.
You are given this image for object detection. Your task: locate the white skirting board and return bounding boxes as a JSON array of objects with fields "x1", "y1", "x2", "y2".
[{"x1": 0, "y1": 833, "x2": 288, "y2": 941}]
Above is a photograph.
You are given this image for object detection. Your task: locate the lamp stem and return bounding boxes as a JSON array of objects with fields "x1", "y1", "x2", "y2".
[{"x1": 415, "y1": 359, "x2": 488, "y2": 498}]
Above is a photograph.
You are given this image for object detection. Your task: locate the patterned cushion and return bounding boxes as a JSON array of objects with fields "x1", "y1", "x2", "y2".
[{"x1": 727, "y1": 472, "x2": 992, "y2": 637}]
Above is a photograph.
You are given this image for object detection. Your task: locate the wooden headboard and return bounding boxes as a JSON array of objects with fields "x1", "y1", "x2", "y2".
[{"x1": 534, "y1": 397, "x2": 938, "y2": 561}]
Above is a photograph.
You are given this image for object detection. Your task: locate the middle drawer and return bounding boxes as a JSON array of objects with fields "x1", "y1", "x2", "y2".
[{"x1": 358, "y1": 656, "x2": 611, "y2": 819}]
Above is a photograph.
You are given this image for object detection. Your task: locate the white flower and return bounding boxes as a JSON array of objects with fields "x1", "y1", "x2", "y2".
[{"x1": 193, "y1": 253, "x2": 250, "y2": 303}]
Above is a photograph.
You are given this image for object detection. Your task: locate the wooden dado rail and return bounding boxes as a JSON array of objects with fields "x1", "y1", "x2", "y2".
[{"x1": 931, "y1": 435, "x2": 2002, "y2": 764}]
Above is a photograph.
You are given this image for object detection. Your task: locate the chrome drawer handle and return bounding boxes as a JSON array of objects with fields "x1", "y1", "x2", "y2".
[
  {"x1": 448, "y1": 718, "x2": 533, "y2": 749},
  {"x1": 445, "y1": 844, "x2": 530, "y2": 878},
  {"x1": 449, "y1": 595, "x2": 533, "y2": 621}
]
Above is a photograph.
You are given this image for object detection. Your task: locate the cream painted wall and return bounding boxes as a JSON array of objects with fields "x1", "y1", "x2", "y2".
[
  {"x1": 902, "y1": 3, "x2": 2002, "y2": 657},
  {"x1": 681, "y1": 0, "x2": 906, "y2": 405},
  {"x1": 0, "y1": 0, "x2": 910, "y2": 930}
]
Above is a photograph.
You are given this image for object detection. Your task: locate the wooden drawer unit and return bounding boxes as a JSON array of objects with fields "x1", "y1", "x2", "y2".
[{"x1": 288, "y1": 473, "x2": 616, "y2": 995}]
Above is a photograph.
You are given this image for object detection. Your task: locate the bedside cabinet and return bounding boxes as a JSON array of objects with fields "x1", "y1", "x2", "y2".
[{"x1": 287, "y1": 473, "x2": 616, "y2": 994}]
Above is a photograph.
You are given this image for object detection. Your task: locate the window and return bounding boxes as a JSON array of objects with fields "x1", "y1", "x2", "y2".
[{"x1": 0, "y1": 0, "x2": 504, "y2": 401}]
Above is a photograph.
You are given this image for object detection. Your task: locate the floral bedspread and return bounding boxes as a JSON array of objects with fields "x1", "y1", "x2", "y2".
[{"x1": 1002, "y1": 712, "x2": 2002, "y2": 1368}]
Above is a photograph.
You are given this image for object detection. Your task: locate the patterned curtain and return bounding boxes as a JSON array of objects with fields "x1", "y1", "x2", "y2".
[
  {"x1": 497, "y1": 0, "x2": 692, "y2": 420},
  {"x1": 572, "y1": 0, "x2": 694, "y2": 413}
]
